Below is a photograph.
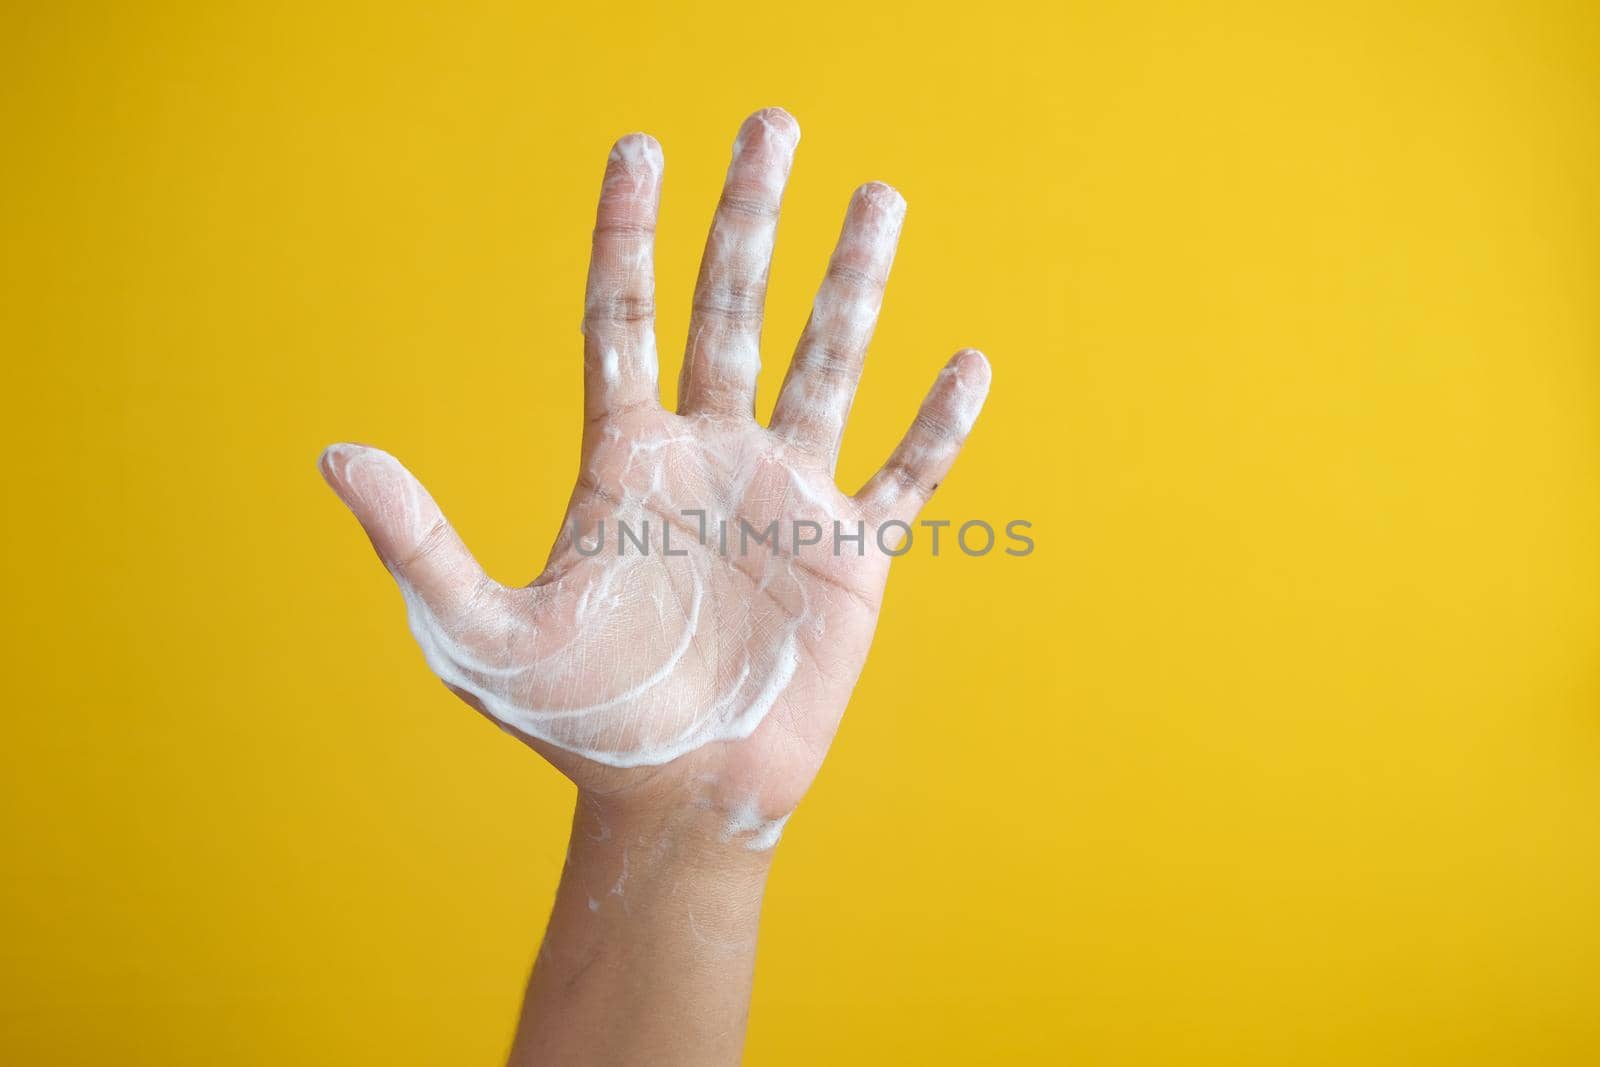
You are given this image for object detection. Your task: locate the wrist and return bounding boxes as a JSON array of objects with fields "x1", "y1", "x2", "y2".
[{"x1": 568, "y1": 792, "x2": 777, "y2": 896}]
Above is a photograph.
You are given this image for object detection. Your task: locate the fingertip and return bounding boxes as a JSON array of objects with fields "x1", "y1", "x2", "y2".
[
  {"x1": 955, "y1": 348, "x2": 992, "y2": 391},
  {"x1": 608, "y1": 132, "x2": 663, "y2": 173},
  {"x1": 317, "y1": 443, "x2": 414, "y2": 520},
  {"x1": 946, "y1": 351, "x2": 990, "y2": 436},
  {"x1": 318, "y1": 441, "x2": 360, "y2": 489},
  {"x1": 753, "y1": 105, "x2": 799, "y2": 129},
  {"x1": 855, "y1": 181, "x2": 907, "y2": 219},
  {"x1": 761, "y1": 107, "x2": 800, "y2": 143},
  {"x1": 739, "y1": 107, "x2": 801, "y2": 150}
]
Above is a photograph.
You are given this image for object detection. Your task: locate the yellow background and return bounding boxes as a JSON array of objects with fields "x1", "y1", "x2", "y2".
[{"x1": 3, "y1": 1, "x2": 1597, "y2": 1062}]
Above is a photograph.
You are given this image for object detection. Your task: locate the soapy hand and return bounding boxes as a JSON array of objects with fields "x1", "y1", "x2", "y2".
[{"x1": 321, "y1": 109, "x2": 989, "y2": 849}]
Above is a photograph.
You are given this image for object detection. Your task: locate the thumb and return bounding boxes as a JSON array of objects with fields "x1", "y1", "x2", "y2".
[{"x1": 318, "y1": 443, "x2": 490, "y2": 614}]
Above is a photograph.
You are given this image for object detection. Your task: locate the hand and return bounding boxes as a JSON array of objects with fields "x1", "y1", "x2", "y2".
[{"x1": 320, "y1": 108, "x2": 989, "y2": 851}]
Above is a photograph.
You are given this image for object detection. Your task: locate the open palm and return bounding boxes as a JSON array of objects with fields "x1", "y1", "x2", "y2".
[{"x1": 321, "y1": 109, "x2": 989, "y2": 843}]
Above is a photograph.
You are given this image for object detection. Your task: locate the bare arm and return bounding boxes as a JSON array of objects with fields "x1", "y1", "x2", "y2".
[{"x1": 509, "y1": 801, "x2": 770, "y2": 1064}]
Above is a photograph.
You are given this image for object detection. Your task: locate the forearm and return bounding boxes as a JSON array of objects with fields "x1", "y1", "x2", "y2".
[{"x1": 508, "y1": 795, "x2": 774, "y2": 1065}]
